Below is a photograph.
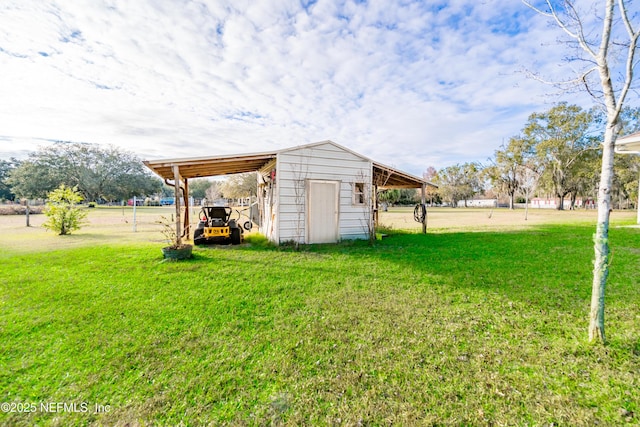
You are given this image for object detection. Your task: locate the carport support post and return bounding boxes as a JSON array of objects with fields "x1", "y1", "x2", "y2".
[
  {"x1": 172, "y1": 165, "x2": 182, "y2": 247},
  {"x1": 421, "y1": 183, "x2": 427, "y2": 234},
  {"x1": 183, "y1": 178, "x2": 190, "y2": 239},
  {"x1": 373, "y1": 184, "x2": 379, "y2": 229}
]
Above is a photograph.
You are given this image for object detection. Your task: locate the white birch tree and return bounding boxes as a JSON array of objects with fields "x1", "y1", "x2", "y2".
[
  {"x1": 525, "y1": 0, "x2": 640, "y2": 343},
  {"x1": 519, "y1": 164, "x2": 541, "y2": 221}
]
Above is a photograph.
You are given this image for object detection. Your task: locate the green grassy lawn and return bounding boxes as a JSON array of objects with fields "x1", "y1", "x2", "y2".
[{"x1": 1, "y1": 208, "x2": 639, "y2": 425}]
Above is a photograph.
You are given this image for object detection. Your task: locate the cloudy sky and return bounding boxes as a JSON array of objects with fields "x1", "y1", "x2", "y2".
[{"x1": 0, "y1": 0, "x2": 628, "y2": 176}]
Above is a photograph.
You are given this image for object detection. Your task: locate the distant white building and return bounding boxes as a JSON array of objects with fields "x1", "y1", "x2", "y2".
[
  {"x1": 529, "y1": 197, "x2": 595, "y2": 209},
  {"x1": 457, "y1": 199, "x2": 498, "y2": 208}
]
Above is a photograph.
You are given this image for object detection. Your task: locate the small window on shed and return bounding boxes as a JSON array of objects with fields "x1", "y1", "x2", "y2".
[{"x1": 353, "y1": 182, "x2": 365, "y2": 205}]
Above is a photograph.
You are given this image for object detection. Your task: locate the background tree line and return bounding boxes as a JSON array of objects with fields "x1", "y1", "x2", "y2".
[
  {"x1": 0, "y1": 141, "x2": 257, "y2": 204},
  {"x1": 430, "y1": 103, "x2": 640, "y2": 210},
  {"x1": 2, "y1": 142, "x2": 161, "y2": 202}
]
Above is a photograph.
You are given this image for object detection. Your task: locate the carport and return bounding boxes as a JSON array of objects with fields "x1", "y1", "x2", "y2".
[
  {"x1": 144, "y1": 141, "x2": 433, "y2": 245},
  {"x1": 144, "y1": 150, "x2": 277, "y2": 245}
]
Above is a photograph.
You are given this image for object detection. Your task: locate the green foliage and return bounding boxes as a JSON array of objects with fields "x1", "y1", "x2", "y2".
[
  {"x1": 476, "y1": 105, "x2": 640, "y2": 209},
  {"x1": 485, "y1": 136, "x2": 538, "y2": 209},
  {"x1": 618, "y1": 106, "x2": 640, "y2": 135},
  {"x1": 434, "y1": 162, "x2": 483, "y2": 207},
  {"x1": 1, "y1": 224, "x2": 638, "y2": 425},
  {"x1": 7, "y1": 142, "x2": 161, "y2": 201},
  {"x1": 42, "y1": 185, "x2": 88, "y2": 235},
  {"x1": 0, "y1": 158, "x2": 18, "y2": 201},
  {"x1": 613, "y1": 108, "x2": 640, "y2": 208},
  {"x1": 187, "y1": 178, "x2": 215, "y2": 199},
  {"x1": 378, "y1": 188, "x2": 401, "y2": 205},
  {"x1": 422, "y1": 166, "x2": 441, "y2": 205},
  {"x1": 6, "y1": 157, "x2": 57, "y2": 199},
  {"x1": 378, "y1": 189, "x2": 417, "y2": 206},
  {"x1": 243, "y1": 233, "x2": 273, "y2": 247},
  {"x1": 221, "y1": 172, "x2": 257, "y2": 199},
  {"x1": 523, "y1": 103, "x2": 600, "y2": 209}
]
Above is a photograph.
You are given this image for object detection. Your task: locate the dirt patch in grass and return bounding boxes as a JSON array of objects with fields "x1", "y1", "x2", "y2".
[
  {"x1": 379, "y1": 206, "x2": 637, "y2": 232},
  {"x1": 0, "y1": 205, "x2": 636, "y2": 256}
]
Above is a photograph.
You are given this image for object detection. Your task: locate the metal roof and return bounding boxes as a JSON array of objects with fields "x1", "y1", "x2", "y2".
[
  {"x1": 372, "y1": 161, "x2": 429, "y2": 188},
  {"x1": 143, "y1": 151, "x2": 277, "y2": 180},
  {"x1": 144, "y1": 141, "x2": 433, "y2": 189}
]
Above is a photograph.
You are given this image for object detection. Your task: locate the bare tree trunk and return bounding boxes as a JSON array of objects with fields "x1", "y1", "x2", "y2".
[{"x1": 589, "y1": 123, "x2": 617, "y2": 343}]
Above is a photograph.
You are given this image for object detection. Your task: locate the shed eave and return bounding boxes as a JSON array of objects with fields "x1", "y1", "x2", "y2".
[
  {"x1": 143, "y1": 151, "x2": 277, "y2": 180},
  {"x1": 372, "y1": 161, "x2": 434, "y2": 189},
  {"x1": 615, "y1": 132, "x2": 640, "y2": 154}
]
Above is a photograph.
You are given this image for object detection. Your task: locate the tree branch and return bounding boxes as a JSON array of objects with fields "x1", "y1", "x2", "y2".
[
  {"x1": 614, "y1": 0, "x2": 640, "y2": 118},
  {"x1": 523, "y1": 0, "x2": 598, "y2": 58}
]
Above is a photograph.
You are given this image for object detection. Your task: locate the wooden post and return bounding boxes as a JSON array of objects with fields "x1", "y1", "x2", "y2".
[
  {"x1": 183, "y1": 178, "x2": 190, "y2": 239},
  {"x1": 172, "y1": 165, "x2": 182, "y2": 247},
  {"x1": 421, "y1": 183, "x2": 427, "y2": 234},
  {"x1": 25, "y1": 200, "x2": 30, "y2": 227},
  {"x1": 373, "y1": 184, "x2": 378, "y2": 228}
]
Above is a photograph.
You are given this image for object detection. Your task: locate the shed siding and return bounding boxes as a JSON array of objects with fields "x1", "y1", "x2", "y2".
[{"x1": 276, "y1": 142, "x2": 371, "y2": 244}]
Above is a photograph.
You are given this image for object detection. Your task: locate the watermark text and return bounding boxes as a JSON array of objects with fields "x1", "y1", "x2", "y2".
[{"x1": 1, "y1": 401, "x2": 111, "y2": 414}]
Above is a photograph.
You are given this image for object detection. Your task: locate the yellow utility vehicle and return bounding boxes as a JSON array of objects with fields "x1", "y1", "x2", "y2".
[{"x1": 193, "y1": 206, "x2": 243, "y2": 245}]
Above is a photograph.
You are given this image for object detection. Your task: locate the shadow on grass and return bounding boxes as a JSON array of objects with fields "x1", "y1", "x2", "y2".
[{"x1": 224, "y1": 225, "x2": 639, "y2": 328}]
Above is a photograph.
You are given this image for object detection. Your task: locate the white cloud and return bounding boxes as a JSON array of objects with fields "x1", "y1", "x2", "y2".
[{"x1": 0, "y1": 0, "x2": 634, "y2": 175}]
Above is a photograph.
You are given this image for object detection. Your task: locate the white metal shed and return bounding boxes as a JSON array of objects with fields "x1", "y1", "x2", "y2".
[{"x1": 144, "y1": 140, "x2": 431, "y2": 245}]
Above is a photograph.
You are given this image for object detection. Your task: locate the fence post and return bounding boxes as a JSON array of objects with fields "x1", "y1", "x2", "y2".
[
  {"x1": 132, "y1": 196, "x2": 137, "y2": 232},
  {"x1": 421, "y1": 183, "x2": 427, "y2": 234}
]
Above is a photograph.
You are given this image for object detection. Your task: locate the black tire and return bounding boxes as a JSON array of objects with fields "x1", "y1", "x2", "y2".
[{"x1": 230, "y1": 227, "x2": 241, "y2": 245}]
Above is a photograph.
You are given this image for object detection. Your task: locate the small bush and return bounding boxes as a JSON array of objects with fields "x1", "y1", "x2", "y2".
[{"x1": 43, "y1": 185, "x2": 88, "y2": 235}]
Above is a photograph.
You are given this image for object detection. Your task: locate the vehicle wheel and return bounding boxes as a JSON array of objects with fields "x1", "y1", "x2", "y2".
[
  {"x1": 231, "y1": 227, "x2": 241, "y2": 245},
  {"x1": 243, "y1": 221, "x2": 252, "y2": 231}
]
